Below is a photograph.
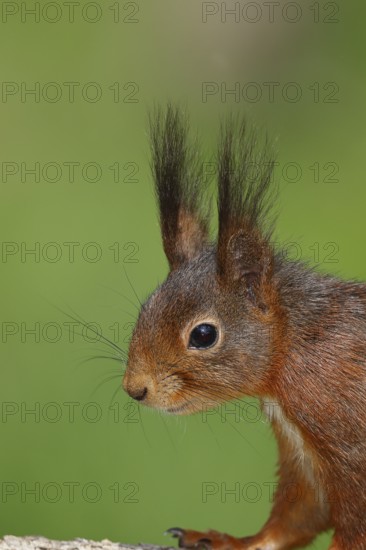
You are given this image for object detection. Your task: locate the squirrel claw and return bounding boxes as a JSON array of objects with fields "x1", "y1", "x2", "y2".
[
  {"x1": 165, "y1": 528, "x2": 206, "y2": 548},
  {"x1": 165, "y1": 528, "x2": 256, "y2": 549},
  {"x1": 165, "y1": 528, "x2": 240, "y2": 549},
  {"x1": 165, "y1": 528, "x2": 185, "y2": 538}
]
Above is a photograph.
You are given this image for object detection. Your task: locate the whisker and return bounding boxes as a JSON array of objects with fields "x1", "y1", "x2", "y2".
[
  {"x1": 122, "y1": 264, "x2": 143, "y2": 307},
  {"x1": 136, "y1": 403, "x2": 152, "y2": 448},
  {"x1": 47, "y1": 298, "x2": 128, "y2": 359},
  {"x1": 70, "y1": 327, "x2": 128, "y2": 360},
  {"x1": 204, "y1": 416, "x2": 222, "y2": 450},
  {"x1": 90, "y1": 374, "x2": 123, "y2": 397},
  {"x1": 158, "y1": 411, "x2": 177, "y2": 451},
  {"x1": 98, "y1": 282, "x2": 140, "y2": 314},
  {"x1": 67, "y1": 304, "x2": 126, "y2": 353},
  {"x1": 109, "y1": 382, "x2": 124, "y2": 410},
  {"x1": 58, "y1": 305, "x2": 127, "y2": 358},
  {"x1": 78, "y1": 355, "x2": 125, "y2": 365},
  {"x1": 77, "y1": 346, "x2": 125, "y2": 360}
]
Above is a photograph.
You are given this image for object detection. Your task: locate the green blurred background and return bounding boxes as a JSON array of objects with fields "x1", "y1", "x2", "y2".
[{"x1": 0, "y1": 2, "x2": 365, "y2": 548}]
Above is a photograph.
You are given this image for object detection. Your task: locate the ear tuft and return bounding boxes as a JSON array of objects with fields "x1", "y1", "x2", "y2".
[
  {"x1": 216, "y1": 117, "x2": 277, "y2": 307},
  {"x1": 149, "y1": 104, "x2": 211, "y2": 270}
]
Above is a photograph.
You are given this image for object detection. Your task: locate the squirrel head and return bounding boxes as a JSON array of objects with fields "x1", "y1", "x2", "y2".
[{"x1": 123, "y1": 105, "x2": 281, "y2": 414}]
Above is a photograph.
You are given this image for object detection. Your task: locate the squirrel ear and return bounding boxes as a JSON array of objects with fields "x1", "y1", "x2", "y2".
[
  {"x1": 216, "y1": 116, "x2": 276, "y2": 305},
  {"x1": 219, "y1": 230, "x2": 273, "y2": 306},
  {"x1": 163, "y1": 208, "x2": 209, "y2": 270},
  {"x1": 150, "y1": 104, "x2": 210, "y2": 270},
  {"x1": 226, "y1": 231, "x2": 264, "y2": 282}
]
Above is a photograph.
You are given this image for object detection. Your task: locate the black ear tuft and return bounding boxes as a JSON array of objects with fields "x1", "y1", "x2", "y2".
[
  {"x1": 149, "y1": 104, "x2": 211, "y2": 270},
  {"x1": 216, "y1": 117, "x2": 277, "y2": 303}
]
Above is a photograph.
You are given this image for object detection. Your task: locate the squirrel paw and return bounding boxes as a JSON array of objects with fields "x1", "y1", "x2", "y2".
[{"x1": 166, "y1": 528, "x2": 257, "y2": 550}]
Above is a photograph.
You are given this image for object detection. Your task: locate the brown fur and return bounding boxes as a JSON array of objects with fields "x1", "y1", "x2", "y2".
[{"x1": 123, "y1": 106, "x2": 366, "y2": 549}]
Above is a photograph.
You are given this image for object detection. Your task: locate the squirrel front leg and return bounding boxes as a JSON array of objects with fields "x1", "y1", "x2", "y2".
[
  {"x1": 243, "y1": 408, "x2": 332, "y2": 550},
  {"x1": 169, "y1": 406, "x2": 331, "y2": 550}
]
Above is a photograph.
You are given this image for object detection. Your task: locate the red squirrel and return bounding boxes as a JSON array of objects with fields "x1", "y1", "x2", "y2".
[{"x1": 122, "y1": 105, "x2": 366, "y2": 550}]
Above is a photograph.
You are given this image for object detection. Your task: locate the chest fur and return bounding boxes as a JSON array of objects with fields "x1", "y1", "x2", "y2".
[{"x1": 262, "y1": 398, "x2": 318, "y2": 485}]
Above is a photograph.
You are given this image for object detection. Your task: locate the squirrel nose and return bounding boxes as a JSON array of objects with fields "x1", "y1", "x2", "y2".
[
  {"x1": 128, "y1": 386, "x2": 148, "y2": 401},
  {"x1": 123, "y1": 370, "x2": 154, "y2": 402}
]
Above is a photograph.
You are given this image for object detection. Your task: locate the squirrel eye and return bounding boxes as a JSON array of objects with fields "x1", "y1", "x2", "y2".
[{"x1": 188, "y1": 323, "x2": 218, "y2": 350}]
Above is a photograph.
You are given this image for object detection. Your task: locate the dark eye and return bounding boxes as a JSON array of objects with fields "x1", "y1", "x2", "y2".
[{"x1": 188, "y1": 323, "x2": 218, "y2": 349}]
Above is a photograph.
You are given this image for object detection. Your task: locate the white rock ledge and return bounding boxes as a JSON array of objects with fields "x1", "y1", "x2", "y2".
[{"x1": 0, "y1": 537, "x2": 174, "y2": 550}]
